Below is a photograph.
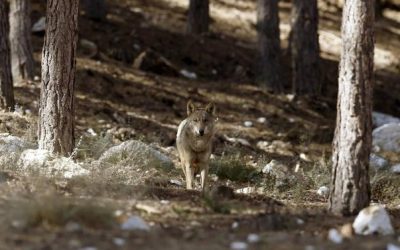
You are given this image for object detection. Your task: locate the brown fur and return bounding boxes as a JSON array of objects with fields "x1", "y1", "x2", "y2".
[{"x1": 176, "y1": 101, "x2": 217, "y2": 191}]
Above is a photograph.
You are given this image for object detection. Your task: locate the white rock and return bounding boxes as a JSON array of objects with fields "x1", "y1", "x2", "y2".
[
  {"x1": 286, "y1": 94, "x2": 295, "y2": 102},
  {"x1": 328, "y1": 228, "x2": 343, "y2": 244},
  {"x1": 373, "y1": 112, "x2": 400, "y2": 128},
  {"x1": 257, "y1": 117, "x2": 267, "y2": 124},
  {"x1": 17, "y1": 149, "x2": 89, "y2": 178},
  {"x1": 231, "y1": 221, "x2": 239, "y2": 229},
  {"x1": 388, "y1": 243, "x2": 400, "y2": 250},
  {"x1": 86, "y1": 128, "x2": 97, "y2": 136},
  {"x1": 294, "y1": 162, "x2": 301, "y2": 173},
  {"x1": 230, "y1": 241, "x2": 248, "y2": 250},
  {"x1": 257, "y1": 140, "x2": 294, "y2": 157},
  {"x1": 317, "y1": 186, "x2": 330, "y2": 198},
  {"x1": 32, "y1": 17, "x2": 46, "y2": 32},
  {"x1": 353, "y1": 205, "x2": 394, "y2": 235},
  {"x1": 223, "y1": 135, "x2": 251, "y2": 147},
  {"x1": 373, "y1": 124, "x2": 400, "y2": 153},
  {"x1": 169, "y1": 179, "x2": 182, "y2": 186},
  {"x1": 370, "y1": 154, "x2": 389, "y2": 170},
  {"x1": 179, "y1": 69, "x2": 197, "y2": 79},
  {"x1": 121, "y1": 216, "x2": 150, "y2": 231},
  {"x1": 244, "y1": 121, "x2": 253, "y2": 127},
  {"x1": 300, "y1": 153, "x2": 311, "y2": 162},
  {"x1": 98, "y1": 140, "x2": 173, "y2": 170},
  {"x1": 34, "y1": 75, "x2": 40, "y2": 81},
  {"x1": 262, "y1": 160, "x2": 288, "y2": 176},
  {"x1": 247, "y1": 234, "x2": 260, "y2": 243},
  {"x1": 296, "y1": 218, "x2": 305, "y2": 225},
  {"x1": 235, "y1": 187, "x2": 255, "y2": 194},
  {"x1": 113, "y1": 238, "x2": 126, "y2": 246},
  {"x1": 391, "y1": 164, "x2": 400, "y2": 174}
]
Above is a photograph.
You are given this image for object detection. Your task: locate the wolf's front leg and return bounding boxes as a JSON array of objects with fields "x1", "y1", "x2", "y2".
[
  {"x1": 185, "y1": 163, "x2": 194, "y2": 190},
  {"x1": 200, "y1": 164, "x2": 209, "y2": 193}
]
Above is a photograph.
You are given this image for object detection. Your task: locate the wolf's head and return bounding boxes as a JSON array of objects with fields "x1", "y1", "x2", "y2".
[{"x1": 186, "y1": 100, "x2": 217, "y2": 138}]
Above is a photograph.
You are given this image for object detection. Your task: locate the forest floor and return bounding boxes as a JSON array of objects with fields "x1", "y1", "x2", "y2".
[{"x1": 0, "y1": 0, "x2": 399, "y2": 249}]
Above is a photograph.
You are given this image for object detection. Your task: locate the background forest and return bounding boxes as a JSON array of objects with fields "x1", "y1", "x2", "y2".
[{"x1": 0, "y1": 0, "x2": 399, "y2": 249}]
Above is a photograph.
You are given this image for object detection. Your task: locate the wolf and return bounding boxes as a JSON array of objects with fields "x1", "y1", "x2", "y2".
[{"x1": 176, "y1": 100, "x2": 217, "y2": 191}]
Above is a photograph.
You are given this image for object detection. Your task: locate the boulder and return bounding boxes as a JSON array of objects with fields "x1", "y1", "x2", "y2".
[
  {"x1": 18, "y1": 149, "x2": 89, "y2": 178},
  {"x1": 97, "y1": 140, "x2": 173, "y2": 170},
  {"x1": 373, "y1": 124, "x2": 400, "y2": 153},
  {"x1": 0, "y1": 134, "x2": 34, "y2": 169},
  {"x1": 353, "y1": 205, "x2": 394, "y2": 236},
  {"x1": 372, "y1": 112, "x2": 400, "y2": 128}
]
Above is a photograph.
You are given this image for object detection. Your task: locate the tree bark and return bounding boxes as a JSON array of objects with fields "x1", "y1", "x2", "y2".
[
  {"x1": 187, "y1": 0, "x2": 209, "y2": 34},
  {"x1": 0, "y1": 1, "x2": 15, "y2": 111},
  {"x1": 9, "y1": 0, "x2": 35, "y2": 83},
  {"x1": 82, "y1": 0, "x2": 106, "y2": 21},
  {"x1": 256, "y1": 0, "x2": 282, "y2": 93},
  {"x1": 290, "y1": 0, "x2": 320, "y2": 95},
  {"x1": 329, "y1": 0, "x2": 374, "y2": 216},
  {"x1": 38, "y1": 0, "x2": 79, "y2": 156}
]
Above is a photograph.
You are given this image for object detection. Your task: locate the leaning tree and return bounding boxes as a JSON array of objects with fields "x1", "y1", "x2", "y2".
[
  {"x1": 329, "y1": 0, "x2": 374, "y2": 216},
  {"x1": 38, "y1": 0, "x2": 79, "y2": 155},
  {"x1": 0, "y1": 1, "x2": 15, "y2": 111},
  {"x1": 187, "y1": 0, "x2": 209, "y2": 34},
  {"x1": 256, "y1": 0, "x2": 282, "y2": 93},
  {"x1": 9, "y1": 0, "x2": 35, "y2": 83},
  {"x1": 290, "y1": 0, "x2": 320, "y2": 95}
]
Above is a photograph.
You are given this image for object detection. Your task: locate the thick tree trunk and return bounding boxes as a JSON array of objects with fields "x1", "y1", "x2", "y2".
[
  {"x1": 38, "y1": 0, "x2": 79, "y2": 156},
  {"x1": 290, "y1": 0, "x2": 320, "y2": 95},
  {"x1": 9, "y1": 0, "x2": 35, "y2": 83},
  {"x1": 82, "y1": 0, "x2": 106, "y2": 21},
  {"x1": 329, "y1": 0, "x2": 374, "y2": 216},
  {"x1": 0, "y1": 1, "x2": 15, "y2": 111},
  {"x1": 187, "y1": 0, "x2": 209, "y2": 34},
  {"x1": 257, "y1": 0, "x2": 282, "y2": 93}
]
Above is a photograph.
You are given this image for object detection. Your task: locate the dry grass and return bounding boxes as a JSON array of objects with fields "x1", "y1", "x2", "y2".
[
  {"x1": 2, "y1": 193, "x2": 116, "y2": 230},
  {"x1": 209, "y1": 153, "x2": 261, "y2": 183}
]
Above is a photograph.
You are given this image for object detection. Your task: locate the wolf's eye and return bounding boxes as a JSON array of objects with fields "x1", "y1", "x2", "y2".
[
  {"x1": 193, "y1": 118, "x2": 199, "y2": 122},
  {"x1": 203, "y1": 118, "x2": 208, "y2": 122}
]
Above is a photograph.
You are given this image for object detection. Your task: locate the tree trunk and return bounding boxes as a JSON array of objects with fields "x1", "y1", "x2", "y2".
[
  {"x1": 375, "y1": 0, "x2": 384, "y2": 19},
  {"x1": 0, "y1": 1, "x2": 15, "y2": 111},
  {"x1": 82, "y1": 0, "x2": 106, "y2": 21},
  {"x1": 38, "y1": 0, "x2": 79, "y2": 156},
  {"x1": 187, "y1": 0, "x2": 209, "y2": 34},
  {"x1": 256, "y1": 0, "x2": 282, "y2": 93},
  {"x1": 329, "y1": 0, "x2": 374, "y2": 216},
  {"x1": 9, "y1": 0, "x2": 35, "y2": 83},
  {"x1": 290, "y1": 0, "x2": 320, "y2": 95}
]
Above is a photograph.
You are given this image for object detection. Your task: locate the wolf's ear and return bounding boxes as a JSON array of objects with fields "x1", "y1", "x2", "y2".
[
  {"x1": 205, "y1": 102, "x2": 216, "y2": 115},
  {"x1": 187, "y1": 100, "x2": 196, "y2": 115}
]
